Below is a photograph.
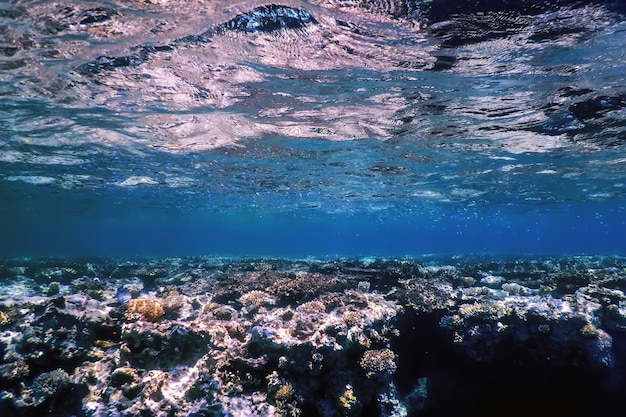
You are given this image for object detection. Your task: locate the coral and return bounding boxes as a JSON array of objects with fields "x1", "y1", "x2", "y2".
[
  {"x1": 480, "y1": 274, "x2": 505, "y2": 288},
  {"x1": 458, "y1": 301, "x2": 513, "y2": 319},
  {"x1": 124, "y1": 299, "x2": 165, "y2": 321},
  {"x1": 268, "y1": 272, "x2": 343, "y2": 302},
  {"x1": 17, "y1": 369, "x2": 71, "y2": 408},
  {"x1": 1, "y1": 256, "x2": 626, "y2": 416},
  {"x1": 94, "y1": 339, "x2": 116, "y2": 349},
  {"x1": 110, "y1": 367, "x2": 139, "y2": 388},
  {"x1": 359, "y1": 349, "x2": 397, "y2": 378},
  {"x1": 277, "y1": 401, "x2": 302, "y2": 417},
  {"x1": 0, "y1": 310, "x2": 11, "y2": 326},
  {"x1": 338, "y1": 384, "x2": 358, "y2": 410},
  {"x1": 161, "y1": 294, "x2": 186, "y2": 314},
  {"x1": 0, "y1": 360, "x2": 29, "y2": 382},
  {"x1": 240, "y1": 290, "x2": 276, "y2": 310},
  {"x1": 502, "y1": 282, "x2": 532, "y2": 295},
  {"x1": 266, "y1": 375, "x2": 300, "y2": 417},
  {"x1": 275, "y1": 383, "x2": 295, "y2": 401},
  {"x1": 120, "y1": 323, "x2": 210, "y2": 369},
  {"x1": 47, "y1": 281, "x2": 61, "y2": 296},
  {"x1": 342, "y1": 311, "x2": 363, "y2": 327},
  {"x1": 581, "y1": 323, "x2": 599, "y2": 338},
  {"x1": 398, "y1": 277, "x2": 456, "y2": 312},
  {"x1": 297, "y1": 300, "x2": 326, "y2": 314}
]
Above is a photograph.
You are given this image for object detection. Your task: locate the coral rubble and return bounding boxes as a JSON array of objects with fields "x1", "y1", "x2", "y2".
[{"x1": 0, "y1": 255, "x2": 626, "y2": 416}]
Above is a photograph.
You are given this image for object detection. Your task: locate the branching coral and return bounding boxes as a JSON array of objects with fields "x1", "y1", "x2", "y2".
[
  {"x1": 359, "y1": 349, "x2": 397, "y2": 378},
  {"x1": 240, "y1": 290, "x2": 276, "y2": 310},
  {"x1": 275, "y1": 383, "x2": 295, "y2": 401}
]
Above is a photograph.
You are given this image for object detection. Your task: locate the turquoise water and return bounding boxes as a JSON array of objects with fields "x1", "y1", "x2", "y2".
[{"x1": 1, "y1": 0, "x2": 626, "y2": 258}]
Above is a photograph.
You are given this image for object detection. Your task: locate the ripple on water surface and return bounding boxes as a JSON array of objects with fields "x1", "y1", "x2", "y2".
[{"x1": 0, "y1": 1, "x2": 626, "y2": 256}]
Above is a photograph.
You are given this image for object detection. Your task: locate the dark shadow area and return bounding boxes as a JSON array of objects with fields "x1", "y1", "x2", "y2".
[{"x1": 393, "y1": 308, "x2": 626, "y2": 416}]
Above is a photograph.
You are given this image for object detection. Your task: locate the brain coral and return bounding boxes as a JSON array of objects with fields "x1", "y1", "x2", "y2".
[{"x1": 125, "y1": 299, "x2": 165, "y2": 321}]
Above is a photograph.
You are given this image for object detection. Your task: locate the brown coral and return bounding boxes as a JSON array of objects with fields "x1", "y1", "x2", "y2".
[
  {"x1": 0, "y1": 310, "x2": 11, "y2": 326},
  {"x1": 125, "y1": 299, "x2": 165, "y2": 322},
  {"x1": 240, "y1": 290, "x2": 276, "y2": 309},
  {"x1": 275, "y1": 383, "x2": 295, "y2": 401}
]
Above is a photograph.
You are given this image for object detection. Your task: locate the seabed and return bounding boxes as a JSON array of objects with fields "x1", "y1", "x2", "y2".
[{"x1": 1, "y1": 255, "x2": 626, "y2": 416}]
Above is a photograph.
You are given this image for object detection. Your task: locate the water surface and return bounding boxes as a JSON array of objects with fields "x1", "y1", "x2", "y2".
[{"x1": 1, "y1": 0, "x2": 626, "y2": 257}]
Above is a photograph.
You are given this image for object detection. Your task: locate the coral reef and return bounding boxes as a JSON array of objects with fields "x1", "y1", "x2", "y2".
[{"x1": 1, "y1": 255, "x2": 626, "y2": 416}]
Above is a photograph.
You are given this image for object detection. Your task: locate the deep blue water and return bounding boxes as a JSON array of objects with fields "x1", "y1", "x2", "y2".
[
  {"x1": 1, "y1": 0, "x2": 626, "y2": 258},
  {"x1": 3, "y1": 177, "x2": 625, "y2": 258}
]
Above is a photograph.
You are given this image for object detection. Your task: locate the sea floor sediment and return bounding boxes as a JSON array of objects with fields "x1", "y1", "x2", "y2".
[{"x1": 1, "y1": 255, "x2": 626, "y2": 416}]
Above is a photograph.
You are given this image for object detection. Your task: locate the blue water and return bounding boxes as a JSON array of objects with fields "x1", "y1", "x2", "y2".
[
  {"x1": 3, "y1": 169, "x2": 625, "y2": 258},
  {"x1": 1, "y1": 0, "x2": 626, "y2": 258},
  {"x1": 4, "y1": 205, "x2": 624, "y2": 257}
]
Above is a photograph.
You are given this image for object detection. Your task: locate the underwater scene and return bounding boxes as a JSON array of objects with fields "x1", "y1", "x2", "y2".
[{"x1": 1, "y1": 0, "x2": 626, "y2": 415}]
